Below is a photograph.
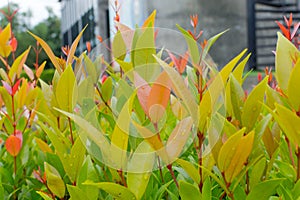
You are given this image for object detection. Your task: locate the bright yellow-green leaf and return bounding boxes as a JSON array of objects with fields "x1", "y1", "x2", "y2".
[
  {"x1": 65, "y1": 138, "x2": 86, "y2": 183},
  {"x1": 83, "y1": 54, "x2": 98, "y2": 84},
  {"x1": 241, "y1": 76, "x2": 267, "y2": 130},
  {"x1": 274, "y1": 103, "x2": 300, "y2": 145},
  {"x1": 101, "y1": 76, "x2": 113, "y2": 103},
  {"x1": 67, "y1": 25, "x2": 87, "y2": 65},
  {"x1": 199, "y1": 49, "x2": 247, "y2": 131},
  {"x1": 275, "y1": 32, "x2": 300, "y2": 92},
  {"x1": 229, "y1": 74, "x2": 245, "y2": 122},
  {"x1": 16, "y1": 79, "x2": 28, "y2": 109},
  {"x1": 84, "y1": 182, "x2": 136, "y2": 200},
  {"x1": 45, "y1": 162, "x2": 65, "y2": 198},
  {"x1": 218, "y1": 128, "x2": 245, "y2": 173},
  {"x1": 55, "y1": 65, "x2": 78, "y2": 112},
  {"x1": 67, "y1": 185, "x2": 87, "y2": 200},
  {"x1": 29, "y1": 32, "x2": 62, "y2": 74},
  {"x1": 112, "y1": 30, "x2": 127, "y2": 60},
  {"x1": 266, "y1": 85, "x2": 282, "y2": 110},
  {"x1": 9, "y1": 48, "x2": 30, "y2": 80},
  {"x1": 176, "y1": 24, "x2": 200, "y2": 64},
  {"x1": 246, "y1": 179, "x2": 284, "y2": 200},
  {"x1": 78, "y1": 77, "x2": 94, "y2": 105},
  {"x1": 166, "y1": 117, "x2": 193, "y2": 161},
  {"x1": 35, "y1": 137, "x2": 52, "y2": 153},
  {"x1": 116, "y1": 59, "x2": 133, "y2": 74},
  {"x1": 110, "y1": 94, "x2": 134, "y2": 170},
  {"x1": 127, "y1": 141, "x2": 155, "y2": 200},
  {"x1": 225, "y1": 131, "x2": 255, "y2": 183},
  {"x1": 142, "y1": 10, "x2": 156, "y2": 28},
  {"x1": 176, "y1": 158, "x2": 200, "y2": 184},
  {"x1": 288, "y1": 58, "x2": 300, "y2": 111},
  {"x1": 36, "y1": 191, "x2": 53, "y2": 200},
  {"x1": 0, "y1": 23, "x2": 12, "y2": 57},
  {"x1": 232, "y1": 53, "x2": 251, "y2": 84},
  {"x1": 179, "y1": 181, "x2": 201, "y2": 200},
  {"x1": 250, "y1": 157, "x2": 266, "y2": 188}
]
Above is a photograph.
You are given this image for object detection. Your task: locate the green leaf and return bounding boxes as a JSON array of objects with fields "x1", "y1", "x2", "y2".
[
  {"x1": 65, "y1": 138, "x2": 86, "y2": 183},
  {"x1": 84, "y1": 182, "x2": 136, "y2": 200},
  {"x1": 112, "y1": 30, "x2": 127, "y2": 60},
  {"x1": 273, "y1": 103, "x2": 300, "y2": 145},
  {"x1": 36, "y1": 191, "x2": 53, "y2": 200},
  {"x1": 45, "y1": 162, "x2": 65, "y2": 198},
  {"x1": 246, "y1": 179, "x2": 284, "y2": 200},
  {"x1": 176, "y1": 24, "x2": 200, "y2": 64},
  {"x1": 275, "y1": 32, "x2": 300, "y2": 92},
  {"x1": 241, "y1": 76, "x2": 267, "y2": 130},
  {"x1": 101, "y1": 76, "x2": 113, "y2": 103},
  {"x1": 55, "y1": 65, "x2": 78, "y2": 112},
  {"x1": 83, "y1": 54, "x2": 98, "y2": 84},
  {"x1": 229, "y1": 74, "x2": 245, "y2": 122},
  {"x1": 78, "y1": 77, "x2": 94, "y2": 105},
  {"x1": 179, "y1": 181, "x2": 201, "y2": 200},
  {"x1": 250, "y1": 157, "x2": 266, "y2": 188},
  {"x1": 176, "y1": 158, "x2": 200, "y2": 184},
  {"x1": 202, "y1": 178, "x2": 212, "y2": 200},
  {"x1": 67, "y1": 185, "x2": 89, "y2": 200},
  {"x1": 127, "y1": 141, "x2": 155, "y2": 200},
  {"x1": 110, "y1": 94, "x2": 134, "y2": 170},
  {"x1": 288, "y1": 59, "x2": 300, "y2": 111},
  {"x1": 232, "y1": 53, "x2": 251, "y2": 84},
  {"x1": 202, "y1": 30, "x2": 229, "y2": 61}
]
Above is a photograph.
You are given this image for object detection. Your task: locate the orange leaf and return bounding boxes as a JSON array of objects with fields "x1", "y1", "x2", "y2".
[
  {"x1": 5, "y1": 132, "x2": 22, "y2": 157},
  {"x1": 36, "y1": 61, "x2": 46, "y2": 79},
  {"x1": 142, "y1": 10, "x2": 156, "y2": 28},
  {"x1": 147, "y1": 71, "x2": 172, "y2": 123},
  {"x1": 134, "y1": 72, "x2": 151, "y2": 116}
]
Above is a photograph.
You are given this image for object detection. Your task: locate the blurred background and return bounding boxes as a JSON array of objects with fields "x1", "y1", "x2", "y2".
[{"x1": 1, "y1": 0, "x2": 299, "y2": 71}]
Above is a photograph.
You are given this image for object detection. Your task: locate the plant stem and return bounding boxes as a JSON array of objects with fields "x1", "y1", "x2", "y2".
[
  {"x1": 68, "y1": 117, "x2": 74, "y2": 145},
  {"x1": 13, "y1": 156, "x2": 17, "y2": 176},
  {"x1": 297, "y1": 147, "x2": 300, "y2": 180},
  {"x1": 197, "y1": 131, "x2": 204, "y2": 192},
  {"x1": 167, "y1": 164, "x2": 179, "y2": 188},
  {"x1": 117, "y1": 169, "x2": 127, "y2": 187},
  {"x1": 157, "y1": 157, "x2": 165, "y2": 184}
]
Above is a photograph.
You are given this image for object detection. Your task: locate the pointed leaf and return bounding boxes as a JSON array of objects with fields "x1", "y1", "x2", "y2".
[
  {"x1": 288, "y1": 58, "x2": 300, "y2": 111},
  {"x1": 45, "y1": 162, "x2": 65, "y2": 198},
  {"x1": 112, "y1": 30, "x2": 127, "y2": 60},
  {"x1": 246, "y1": 179, "x2": 284, "y2": 200},
  {"x1": 179, "y1": 181, "x2": 201, "y2": 200},
  {"x1": 176, "y1": 158, "x2": 200, "y2": 184},
  {"x1": 142, "y1": 10, "x2": 156, "y2": 28},
  {"x1": 9, "y1": 48, "x2": 30, "y2": 80},
  {"x1": 67, "y1": 25, "x2": 87, "y2": 65}
]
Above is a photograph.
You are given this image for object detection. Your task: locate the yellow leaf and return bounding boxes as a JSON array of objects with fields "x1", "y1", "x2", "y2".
[
  {"x1": 276, "y1": 32, "x2": 300, "y2": 92},
  {"x1": 35, "y1": 137, "x2": 53, "y2": 153},
  {"x1": 66, "y1": 25, "x2": 87, "y2": 65},
  {"x1": 142, "y1": 10, "x2": 156, "y2": 28},
  {"x1": 29, "y1": 32, "x2": 62, "y2": 73},
  {"x1": 0, "y1": 23, "x2": 12, "y2": 57},
  {"x1": 45, "y1": 162, "x2": 65, "y2": 198},
  {"x1": 288, "y1": 58, "x2": 300, "y2": 111},
  {"x1": 9, "y1": 47, "x2": 31, "y2": 80},
  {"x1": 16, "y1": 79, "x2": 28, "y2": 109},
  {"x1": 225, "y1": 131, "x2": 255, "y2": 183},
  {"x1": 36, "y1": 61, "x2": 47, "y2": 79}
]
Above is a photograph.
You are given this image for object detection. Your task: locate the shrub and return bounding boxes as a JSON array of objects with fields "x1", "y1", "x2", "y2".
[{"x1": 0, "y1": 8, "x2": 299, "y2": 200}]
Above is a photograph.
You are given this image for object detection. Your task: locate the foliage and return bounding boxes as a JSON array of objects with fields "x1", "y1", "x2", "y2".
[{"x1": 0, "y1": 4, "x2": 300, "y2": 200}]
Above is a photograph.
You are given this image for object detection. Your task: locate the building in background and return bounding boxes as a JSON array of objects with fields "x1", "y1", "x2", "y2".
[{"x1": 59, "y1": 0, "x2": 299, "y2": 69}]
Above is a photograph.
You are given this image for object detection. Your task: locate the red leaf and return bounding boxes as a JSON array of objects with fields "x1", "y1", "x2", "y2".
[
  {"x1": 9, "y1": 36, "x2": 17, "y2": 52},
  {"x1": 5, "y1": 135, "x2": 22, "y2": 156},
  {"x1": 12, "y1": 79, "x2": 22, "y2": 95},
  {"x1": 276, "y1": 21, "x2": 290, "y2": 40},
  {"x1": 86, "y1": 41, "x2": 91, "y2": 53}
]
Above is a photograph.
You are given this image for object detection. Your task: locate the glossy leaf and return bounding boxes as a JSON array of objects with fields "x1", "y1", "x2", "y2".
[
  {"x1": 275, "y1": 32, "x2": 300, "y2": 92},
  {"x1": 176, "y1": 158, "x2": 200, "y2": 184},
  {"x1": 134, "y1": 72, "x2": 151, "y2": 116},
  {"x1": 250, "y1": 157, "x2": 266, "y2": 188},
  {"x1": 179, "y1": 181, "x2": 201, "y2": 200},
  {"x1": 83, "y1": 54, "x2": 98, "y2": 84},
  {"x1": 55, "y1": 65, "x2": 78, "y2": 112},
  {"x1": 35, "y1": 137, "x2": 52, "y2": 153},
  {"x1": 67, "y1": 185, "x2": 88, "y2": 200},
  {"x1": 147, "y1": 71, "x2": 172, "y2": 123},
  {"x1": 288, "y1": 58, "x2": 300, "y2": 111},
  {"x1": 142, "y1": 10, "x2": 156, "y2": 28},
  {"x1": 36, "y1": 61, "x2": 47, "y2": 79},
  {"x1": 9, "y1": 48, "x2": 30, "y2": 80},
  {"x1": 101, "y1": 76, "x2": 113, "y2": 103},
  {"x1": 127, "y1": 141, "x2": 155, "y2": 199},
  {"x1": 246, "y1": 179, "x2": 284, "y2": 200},
  {"x1": 166, "y1": 117, "x2": 193, "y2": 160},
  {"x1": 112, "y1": 30, "x2": 127, "y2": 60},
  {"x1": 0, "y1": 23, "x2": 12, "y2": 57},
  {"x1": 84, "y1": 182, "x2": 136, "y2": 200},
  {"x1": 29, "y1": 32, "x2": 62, "y2": 73},
  {"x1": 232, "y1": 53, "x2": 251, "y2": 84},
  {"x1": 45, "y1": 162, "x2": 65, "y2": 198},
  {"x1": 5, "y1": 134, "x2": 22, "y2": 157},
  {"x1": 229, "y1": 74, "x2": 245, "y2": 122},
  {"x1": 241, "y1": 76, "x2": 267, "y2": 131},
  {"x1": 202, "y1": 30, "x2": 228, "y2": 61}
]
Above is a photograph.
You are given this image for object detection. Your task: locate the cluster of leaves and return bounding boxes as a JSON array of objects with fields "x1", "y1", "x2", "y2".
[{"x1": 1, "y1": 5, "x2": 300, "y2": 199}]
